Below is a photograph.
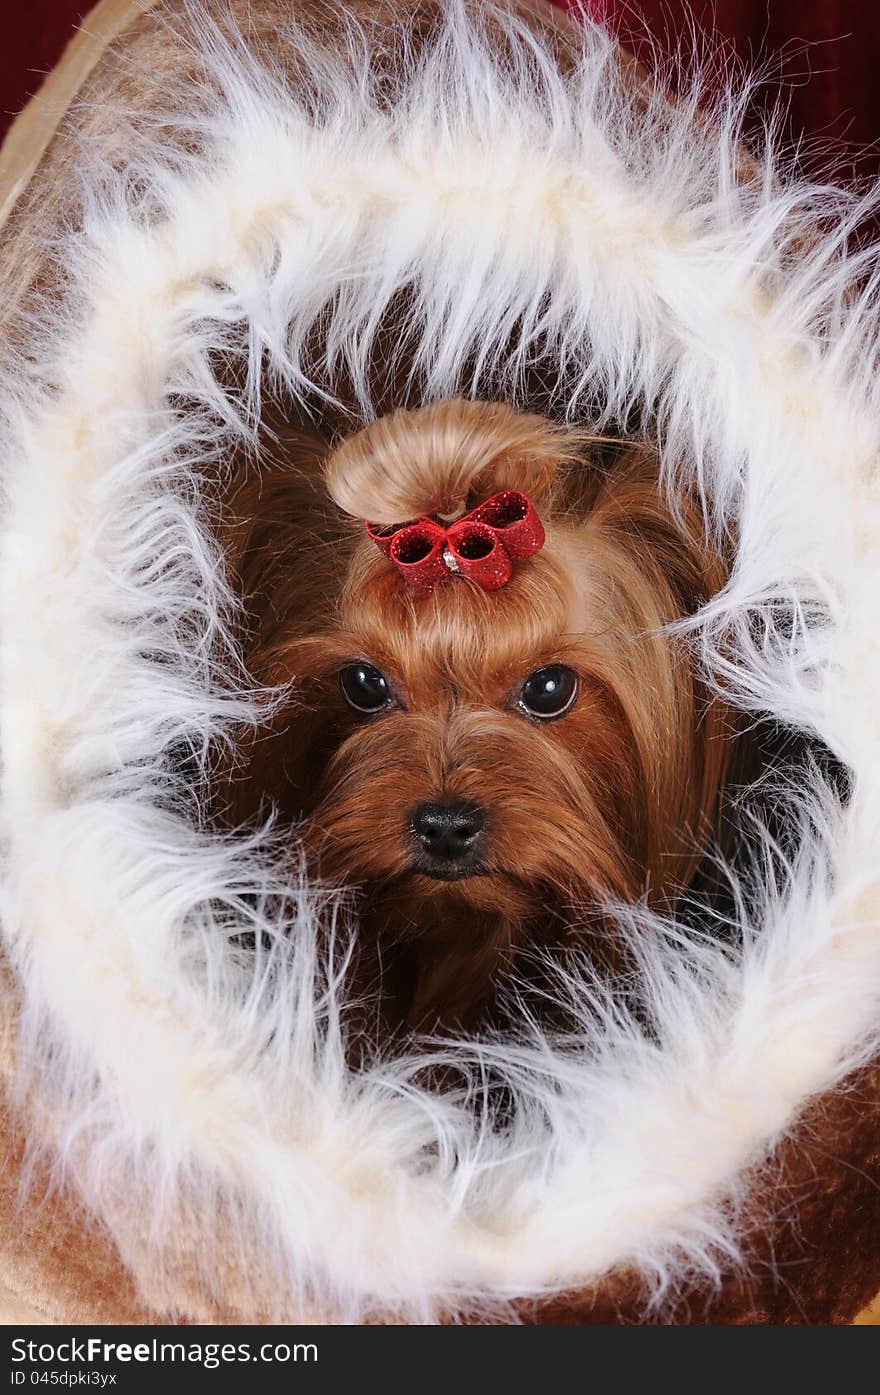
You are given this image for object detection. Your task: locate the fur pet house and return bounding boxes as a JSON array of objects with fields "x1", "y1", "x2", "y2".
[{"x1": 1, "y1": 0, "x2": 879, "y2": 1324}]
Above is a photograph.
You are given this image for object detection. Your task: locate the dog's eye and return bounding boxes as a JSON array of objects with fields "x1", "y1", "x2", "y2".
[
  {"x1": 339, "y1": 662, "x2": 392, "y2": 715},
  {"x1": 517, "y1": 665, "x2": 578, "y2": 720}
]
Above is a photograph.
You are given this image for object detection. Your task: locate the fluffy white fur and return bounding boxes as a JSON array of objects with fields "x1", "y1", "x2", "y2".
[{"x1": 1, "y1": 0, "x2": 880, "y2": 1321}]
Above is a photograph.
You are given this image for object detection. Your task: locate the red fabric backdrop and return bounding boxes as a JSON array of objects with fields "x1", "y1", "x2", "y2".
[
  {"x1": 0, "y1": 1, "x2": 92, "y2": 139},
  {"x1": 574, "y1": 1, "x2": 880, "y2": 184},
  {"x1": 2, "y1": 2, "x2": 880, "y2": 178}
]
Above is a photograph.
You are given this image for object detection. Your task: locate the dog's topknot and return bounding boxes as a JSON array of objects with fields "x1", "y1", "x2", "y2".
[{"x1": 324, "y1": 398, "x2": 577, "y2": 525}]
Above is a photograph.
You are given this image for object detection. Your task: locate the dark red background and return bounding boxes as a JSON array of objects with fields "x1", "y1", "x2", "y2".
[{"x1": 2, "y1": 2, "x2": 880, "y2": 183}]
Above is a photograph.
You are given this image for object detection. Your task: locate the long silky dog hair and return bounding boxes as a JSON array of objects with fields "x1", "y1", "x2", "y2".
[{"x1": 217, "y1": 398, "x2": 731, "y2": 1039}]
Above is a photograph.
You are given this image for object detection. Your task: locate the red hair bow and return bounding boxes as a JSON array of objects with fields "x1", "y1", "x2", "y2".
[{"x1": 366, "y1": 491, "x2": 545, "y2": 593}]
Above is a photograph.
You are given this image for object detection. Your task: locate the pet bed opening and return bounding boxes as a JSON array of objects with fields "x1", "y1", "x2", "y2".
[{"x1": 190, "y1": 353, "x2": 851, "y2": 1063}]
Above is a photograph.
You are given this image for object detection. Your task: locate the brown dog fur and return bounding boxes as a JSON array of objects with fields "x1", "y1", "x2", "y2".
[{"x1": 217, "y1": 398, "x2": 731, "y2": 1040}]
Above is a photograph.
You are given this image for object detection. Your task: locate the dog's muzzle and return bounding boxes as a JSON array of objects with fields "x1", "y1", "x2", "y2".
[{"x1": 409, "y1": 801, "x2": 487, "y2": 880}]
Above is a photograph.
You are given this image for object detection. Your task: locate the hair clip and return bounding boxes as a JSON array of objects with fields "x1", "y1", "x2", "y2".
[{"x1": 365, "y1": 491, "x2": 545, "y2": 593}]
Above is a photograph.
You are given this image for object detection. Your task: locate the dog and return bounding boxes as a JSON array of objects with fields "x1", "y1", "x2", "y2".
[{"x1": 217, "y1": 398, "x2": 731, "y2": 1041}]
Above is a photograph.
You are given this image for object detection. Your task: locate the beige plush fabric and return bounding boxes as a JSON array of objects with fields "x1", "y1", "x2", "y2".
[
  {"x1": 0, "y1": 1284, "x2": 48, "y2": 1325},
  {"x1": 0, "y1": 0, "x2": 155, "y2": 234},
  {"x1": 0, "y1": 0, "x2": 176, "y2": 1329}
]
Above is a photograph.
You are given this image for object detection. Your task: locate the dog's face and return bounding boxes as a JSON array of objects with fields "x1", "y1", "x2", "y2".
[
  {"x1": 223, "y1": 401, "x2": 729, "y2": 1029},
  {"x1": 290, "y1": 543, "x2": 647, "y2": 928}
]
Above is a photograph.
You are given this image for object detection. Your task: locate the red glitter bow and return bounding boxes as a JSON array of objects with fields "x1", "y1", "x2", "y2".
[{"x1": 365, "y1": 491, "x2": 545, "y2": 593}]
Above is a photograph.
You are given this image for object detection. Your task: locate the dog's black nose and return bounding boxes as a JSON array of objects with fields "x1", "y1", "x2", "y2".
[{"x1": 410, "y1": 801, "x2": 486, "y2": 867}]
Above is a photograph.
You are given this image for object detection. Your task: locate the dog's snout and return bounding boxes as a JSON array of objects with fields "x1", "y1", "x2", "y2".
[{"x1": 411, "y1": 801, "x2": 486, "y2": 866}]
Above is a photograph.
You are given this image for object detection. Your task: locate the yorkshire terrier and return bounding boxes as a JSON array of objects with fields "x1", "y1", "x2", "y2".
[{"x1": 218, "y1": 399, "x2": 730, "y2": 1042}]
